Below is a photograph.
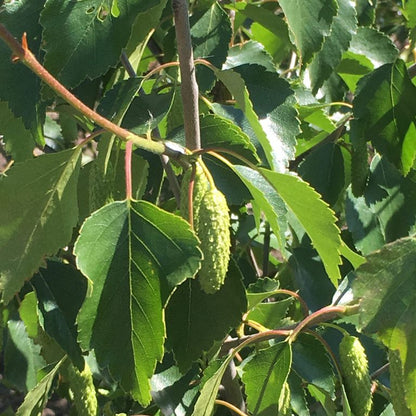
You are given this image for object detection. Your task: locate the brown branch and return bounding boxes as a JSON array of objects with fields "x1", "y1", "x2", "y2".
[
  {"x1": 0, "y1": 24, "x2": 185, "y2": 161},
  {"x1": 172, "y1": 0, "x2": 201, "y2": 150}
]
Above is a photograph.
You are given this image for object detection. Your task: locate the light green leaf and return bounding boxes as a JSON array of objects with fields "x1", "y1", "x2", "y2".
[
  {"x1": 309, "y1": 0, "x2": 357, "y2": 93},
  {"x1": 246, "y1": 277, "x2": 280, "y2": 310},
  {"x1": 165, "y1": 260, "x2": 246, "y2": 372},
  {"x1": 403, "y1": 0, "x2": 416, "y2": 43},
  {"x1": 40, "y1": 0, "x2": 162, "y2": 87},
  {"x1": 16, "y1": 357, "x2": 66, "y2": 416},
  {"x1": 353, "y1": 59, "x2": 416, "y2": 174},
  {"x1": 74, "y1": 200, "x2": 202, "y2": 405},
  {"x1": 242, "y1": 342, "x2": 292, "y2": 416},
  {"x1": 225, "y1": 41, "x2": 276, "y2": 72},
  {"x1": 353, "y1": 237, "x2": 416, "y2": 414},
  {"x1": 279, "y1": 0, "x2": 338, "y2": 66},
  {"x1": 236, "y1": 166, "x2": 342, "y2": 285},
  {"x1": 0, "y1": 148, "x2": 82, "y2": 303}
]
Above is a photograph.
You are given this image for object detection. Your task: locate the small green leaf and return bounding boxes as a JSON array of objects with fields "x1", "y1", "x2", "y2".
[
  {"x1": 309, "y1": 0, "x2": 357, "y2": 93},
  {"x1": 16, "y1": 357, "x2": 66, "y2": 416},
  {"x1": 165, "y1": 260, "x2": 246, "y2": 372},
  {"x1": 242, "y1": 342, "x2": 292, "y2": 416},
  {"x1": 0, "y1": 148, "x2": 82, "y2": 303},
  {"x1": 75, "y1": 201, "x2": 202, "y2": 405},
  {"x1": 353, "y1": 59, "x2": 416, "y2": 174},
  {"x1": 353, "y1": 237, "x2": 416, "y2": 414},
  {"x1": 279, "y1": 0, "x2": 338, "y2": 66}
]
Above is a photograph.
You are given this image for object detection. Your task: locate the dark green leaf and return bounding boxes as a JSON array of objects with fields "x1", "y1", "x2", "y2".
[
  {"x1": 191, "y1": 2, "x2": 232, "y2": 92},
  {"x1": 4, "y1": 319, "x2": 45, "y2": 392},
  {"x1": 75, "y1": 200, "x2": 202, "y2": 405},
  {"x1": 165, "y1": 260, "x2": 246, "y2": 372},
  {"x1": 279, "y1": 0, "x2": 338, "y2": 66},
  {"x1": 309, "y1": 0, "x2": 357, "y2": 93},
  {"x1": 242, "y1": 342, "x2": 292, "y2": 416},
  {"x1": 16, "y1": 357, "x2": 66, "y2": 416},
  {"x1": 0, "y1": 101, "x2": 35, "y2": 161},
  {"x1": 151, "y1": 362, "x2": 199, "y2": 416},
  {"x1": 40, "y1": 0, "x2": 162, "y2": 87},
  {"x1": 353, "y1": 59, "x2": 416, "y2": 174},
  {"x1": 0, "y1": 0, "x2": 43, "y2": 129},
  {"x1": 292, "y1": 334, "x2": 335, "y2": 394},
  {"x1": 298, "y1": 143, "x2": 346, "y2": 206},
  {"x1": 356, "y1": 0, "x2": 376, "y2": 26},
  {"x1": 353, "y1": 237, "x2": 416, "y2": 413},
  {"x1": 225, "y1": 41, "x2": 276, "y2": 72},
  {"x1": 31, "y1": 262, "x2": 87, "y2": 369},
  {"x1": 0, "y1": 148, "x2": 82, "y2": 303}
]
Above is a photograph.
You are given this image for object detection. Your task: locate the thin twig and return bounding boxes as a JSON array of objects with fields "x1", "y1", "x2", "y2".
[{"x1": 172, "y1": 0, "x2": 201, "y2": 150}]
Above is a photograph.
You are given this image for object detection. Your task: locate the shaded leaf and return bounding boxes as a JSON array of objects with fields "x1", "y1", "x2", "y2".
[
  {"x1": 75, "y1": 200, "x2": 202, "y2": 405},
  {"x1": 0, "y1": 148, "x2": 82, "y2": 303},
  {"x1": 353, "y1": 237, "x2": 416, "y2": 414},
  {"x1": 0, "y1": 101, "x2": 35, "y2": 162},
  {"x1": 246, "y1": 277, "x2": 280, "y2": 310},
  {"x1": 279, "y1": 0, "x2": 338, "y2": 66},
  {"x1": 165, "y1": 260, "x2": 246, "y2": 372},
  {"x1": 309, "y1": 0, "x2": 357, "y2": 94},
  {"x1": 40, "y1": 0, "x2": 162, "y2": 87},
  {"x1": 356, "y1": 0, "x2": 376, "y2": 26},
  {"x1": 353, "y1": 59, "x2": 416, "y2": 174},
  {"x1": 16, "y1": 357, "x2": 66, "y2": 416},
  {"x1": 0, "y1": 0, "x2": 43, "y2": 129},
  {"x1": 292, "y1": 334, "x2": 335, "y2": 394},
  {"x1": 242, "y1": 342, "x2": 292, "y2": 416},
  {"x1": 4, "y1": 320, "x2": 45, "y2": 392},
  {"x1": 31, "y1": 262, "x2": 87, "y2": 369}
]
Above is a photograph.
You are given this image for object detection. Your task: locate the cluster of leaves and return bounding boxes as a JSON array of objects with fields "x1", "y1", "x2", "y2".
[{"x1": 0, "y1": 0, "x2": 416, "y2": 415}]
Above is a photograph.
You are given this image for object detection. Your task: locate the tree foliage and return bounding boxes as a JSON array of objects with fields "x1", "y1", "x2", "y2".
[{"x1": 0, "y1": 0, "x2": 415, "y2": 415}]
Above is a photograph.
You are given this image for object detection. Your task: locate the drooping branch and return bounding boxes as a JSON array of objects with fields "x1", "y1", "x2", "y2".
[{"x1": 172, "y1": 0, "x2": 201, "y2": 150}]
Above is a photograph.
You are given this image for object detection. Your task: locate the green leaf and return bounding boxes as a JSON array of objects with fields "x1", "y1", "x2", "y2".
[
  {"x1": 246, "y1": 299, "x2": 293, "y2": 329},
  {"x1": 292, "y1": 334, "x2": 335, "y2": 394},
  {"x1": 308, "y1": 0, "x2": 357, "y2": 94},
  {"x1": 40, "y1": 0, "x2": 162, "y2": 87},
  {"x1": 298, "y1": 143, "x2": 346, "y2": 206},
  {"x1": 228, "y1": 3, "x2": 291, "y2": 64},
  {"x1": 279, "y1": 0, "x2": 338, "y2": 66},
  {"x1": 4, "y1": 319, "x2": 45, "y2": 392},
  {"x1": 353, "y1": 237, "x2": 416, "y2": 414},
  {"x1": 225, "y1": 41, "x2": 275, "y2": 72},
  {"x1": 353, "y1": 59, "x2": 416, "y2": 174},
  {"x1": 403, "y1": 0, "x2": 416, "y2": 43},
  {"x1": 246, "y1": 167, "x2": 342, "y2": 285},
  {"x1": 337, "y1": 51, "x2": 374, "y2": 92},
  {"x1": 349, "y1": 27, "x2": 398, "y2": 68},
  {"x1": 0, "y1": 148, "x2": 82, "y2": 303},
  {"x1": 151, "y1": 361, "x2": 199, "y2": 416},
  {"x1": 215, "y1": 66, "x2": 300, "y2": 171},
  {"x1": 16, "y1": 357, "x2": 66, "y2": 416},
  {"x1": 74, "y1": 200, "x2": 202, "y2": 405},
  {"x1": 165, "y1": 260, "x2": 247, "y2": 372},
  {"x1": 191, "y1": 2, "x2": 232, "y2": 92},
  {"x1": 200, "y1": 114, "x2": 260, "y2": 164},
  {"x1": 0, "y1": 0, "x2": 43, "y2": 129},
  {"x1": 246, "y1": 277, "x2": 280, "y2": 310},
  {"x1": 31, "y1": 262, "x2": 87, "y2": 369},
  {"x1": 242, "y1": 342, "x2": 292, "y2": 416},
  {"x1": 355, "y1": 0, "x2": 376, "y2": 26},
  {"x1": 0, "y1": 101, "x2": 35, "y2": 161}
]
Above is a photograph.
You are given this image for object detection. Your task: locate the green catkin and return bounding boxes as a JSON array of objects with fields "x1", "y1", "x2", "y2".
[
  {"x1": 180, "y1": 163, "x2": 209, "y2": 230},
  {"x1": 180, "y1": 163, "x2": 231, "y2": 294},
  {"x1": 66, "y1": 363, "x2": 98, "y2": 416},
  {"x1": 389, "y1": 349, "x2": 412, "y2": 416},
  {"x1": 278, "y1": 381, "x2": 291, "y2": 416},
  {"x1": 339, "y1": 335, "x2": 372, "y2": 416},
  {"x1": 197, "y1": 187, "x2": 231, "y2": 294}
]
